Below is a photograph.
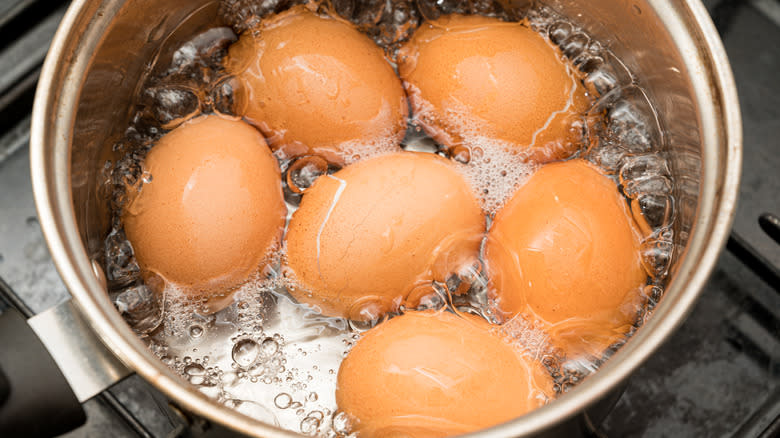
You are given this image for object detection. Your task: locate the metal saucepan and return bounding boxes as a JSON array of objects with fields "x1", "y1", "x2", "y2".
[{"x1": 21, "y1": 0, "x2": 740, "y2": 436}]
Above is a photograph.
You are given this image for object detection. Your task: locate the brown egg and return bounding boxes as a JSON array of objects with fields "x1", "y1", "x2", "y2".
[
  {"x1": 122, "y1": 115, "x2": 286, "y2": 312},
  {"x1": 336, "y1": 310, "x2": 552, "y2": 437},
  {"x1": 398, "y1": 14, "x2": 589, "y2": 163},
  {"x1": 285, "y1": 152, "x2": 484, "y2": 320},
  {"x1": 225, "y1": 6, "x2": 408, "y2": 165},
  {"x1": 485, "y1": 159, "x2": 646, "y2": 357}
]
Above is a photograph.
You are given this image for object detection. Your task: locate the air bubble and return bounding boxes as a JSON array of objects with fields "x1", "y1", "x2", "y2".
[
  {"x1": 560, "y1": 32, "x2": 589, "y2": 59},
  {"x1": 548, "y1": 21, "x2": 573, "y2": 45},
  {"x1": 576, "y1": 54, "x2": 605, "y2": 74},
  {"x1": 274, "y1": 393, "x2": 293, "y2": 409},
  {"x1": 347, "y1": 313, "x2": 387, "y2": 332},
  {"x1": 643, "y1": 284, "x2": 664, "y2": 307},
  {"x1": 210, "y1": 75, "x2": 244, "y2": 117},
  {"x1": 112, "y1": 284, "x2": 163, "y2": 335},
  {"x1": 632, "y1": 193, "x2": 675, "y2": 232},
  {"x1": 584, "y1": 67, "x2": 620, "y2": 95},
  {"x1": 232, "y1": 338, "x2": 260, "y2": 368},
  {"x1": 451, "y1": 146, "x2": 471, "y2": 164},
  {"x1": 168, "y1": 27, "x2": 237, "y2": 79},
  {"x1": 622, "y1": 175, "x2": 672, "y2": 200},
  {"x1": 261, "y1": 337, "x2": 280, "y2": 357},
  {"x1": 585, "y1": 141, "x2": 627, "y2": 175},
  {"x1": 641, "y1": 228, "x2": 674, "y2": 279},
  {"x1": 286, "y1": 156, "x2": 329, "y2": 194},
  {"x1": 331, "y1": 411, "x2": 351, "y2": 434},
  {"x1": 454, "y1": 260, "x2": 487, "y2": 297},
  {"x1": 189, "y1": 325, "x2": 204, "y2": 338},
  {"x1": 184, "y1": 363, "x2": 206, "y2": 385},
  {"x1": 607, "y1": 100, "x2": 660, "y2": 152},
  {"x1": 104, "y1": 229, "x2": 141, "y2": 288},
  {"x1": 300, "y1": 415, "x2": 321, "y2": 435},
  {"x1": 143, "y1": 85, "x2": 200, "y2": 129},
  {"x1": 619, "y1": 154, "x2": 670, "y2": 183},
  {"x1": 406, "y1": 283, "x2": 445, "y2": 311}
]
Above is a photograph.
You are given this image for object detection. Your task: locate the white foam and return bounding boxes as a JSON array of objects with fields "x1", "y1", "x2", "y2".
[
  {"x1": 495, "y1": 313, "x2": 555, "y2": 362},
  {"x1": 455, "y1": 139, "x2": 538, "y2": 214}
]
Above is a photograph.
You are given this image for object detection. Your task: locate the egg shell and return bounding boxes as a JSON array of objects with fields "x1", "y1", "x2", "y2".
[
  {"x1": 485, "y1": 159, "x2": 646, "y2": 357},
  {"x1": 285, "y1": 152, "x2": 485, "y2": 320},
  {"x1": 122, "y1": 115, "x2": 286, "y2": 312},
  {"x1": 225, "y1": 6, "x2": 408, "y2": 165},
  {"x1": 336, "y1": 310, "x2": 553, "y2": 437},
  {"x1": 398, "y1": 14, "x2": 589, "y2": 163}
]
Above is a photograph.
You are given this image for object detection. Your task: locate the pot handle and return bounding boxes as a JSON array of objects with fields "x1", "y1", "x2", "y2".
[{"x1": 0, "y1": 298, "x2": 132, "y2": 437}]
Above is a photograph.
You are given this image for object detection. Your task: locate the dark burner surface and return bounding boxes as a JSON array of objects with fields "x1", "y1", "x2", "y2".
[{"x1": 0, "y1": 0, "x2": 778, "y2": 437}]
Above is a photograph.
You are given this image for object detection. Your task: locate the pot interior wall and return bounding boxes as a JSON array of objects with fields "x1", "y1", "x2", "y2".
[{"x1": 71, "y1": 0, "x2": 219, "y2": 259}]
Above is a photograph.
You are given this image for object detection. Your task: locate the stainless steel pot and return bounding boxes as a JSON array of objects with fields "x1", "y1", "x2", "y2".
[{"x1": 29, "y1": 0, "x2": 741, "y2": 436}]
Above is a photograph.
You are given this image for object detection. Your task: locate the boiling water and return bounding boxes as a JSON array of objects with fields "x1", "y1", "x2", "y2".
[
  {"x1": 147, "y1": 277, "x2": 358, "y2": 433},
  {"x1": 103, "y1": 0, "x2": 677, "y2": 435}
]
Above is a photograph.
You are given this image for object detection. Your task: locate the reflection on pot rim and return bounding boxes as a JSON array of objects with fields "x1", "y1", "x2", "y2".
[{"x1": 30, "y1": 0, "x2": 741, "y2": 436}]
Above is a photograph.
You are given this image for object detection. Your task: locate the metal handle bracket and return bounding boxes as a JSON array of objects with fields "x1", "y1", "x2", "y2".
[{"x1": 27, "y1": 298, "x2": 132, "y2": 402}]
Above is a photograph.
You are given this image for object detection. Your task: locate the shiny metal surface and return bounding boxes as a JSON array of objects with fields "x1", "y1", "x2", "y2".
[
  {"x1": 27, "y1": 299, "x2": 131, "y2": 403},
  {"x1": 29, "y1": 0, "x2": 741, "y2": 436}
]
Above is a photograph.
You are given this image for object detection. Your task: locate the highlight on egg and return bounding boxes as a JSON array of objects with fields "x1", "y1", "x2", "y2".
[
  {"x1": 398, "y1": 14, "x2": 590, "y2": 163},
  {"x1": 336, "y1": 310, "x2": 552, "y2": 437},
  {"x1": 284, "y1": 152, "x2": 485, "y2": 321},
  {"x1": 225, "y1": 5, "x2": 409, "y2": 165},
  {"x1": 485, "y1": 159, "x2": 647, "y2": 358},
  {"x1": 122, "y1": 115, "x2": 287, "y2": 313}
]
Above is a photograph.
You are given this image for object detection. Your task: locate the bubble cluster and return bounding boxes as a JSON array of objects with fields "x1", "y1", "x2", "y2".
[
  {"x1": 220, "y1": 0, "x2": 420, "y2": 48},
  {"x1": 416, "y1": 0, "x2": 528, "y2": 22},
  {"x1": 455, "y1": 139, "x2": 539, "y2": 213},
  {"x1": 219, "y1": 0, "x2": 307, "y2": 34},
  {"x1": 342, "y1": 0, "x2": 421, "y2": 48},
  {"x1": 582, "y1": 84, "x2": 675, "y2": 283},
  {"x1": 140, "y1": 275, "x2": 355, "y2": 434},
  {"x1": 496, "y1": 314, "x2": 555, "y2": 361}
]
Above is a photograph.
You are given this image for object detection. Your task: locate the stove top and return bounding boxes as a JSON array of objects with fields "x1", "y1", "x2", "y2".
[{"x1": 0, "y1": 0, "x2": 777, "y2": 437}]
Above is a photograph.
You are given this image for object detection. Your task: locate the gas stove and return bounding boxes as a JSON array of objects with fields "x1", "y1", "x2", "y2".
[{"x1": 0, "y1": 0, "x2": 777, "y2": 437}]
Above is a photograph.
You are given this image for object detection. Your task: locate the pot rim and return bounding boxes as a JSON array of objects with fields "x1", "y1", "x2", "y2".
[{"x1": 30, "y1": 0, "x2": 742, "y2": 436}]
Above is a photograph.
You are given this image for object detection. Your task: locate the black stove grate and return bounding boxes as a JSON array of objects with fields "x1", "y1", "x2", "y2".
[{"x1": 0, "y1": 0, "x2": 777, "y2": 437}]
